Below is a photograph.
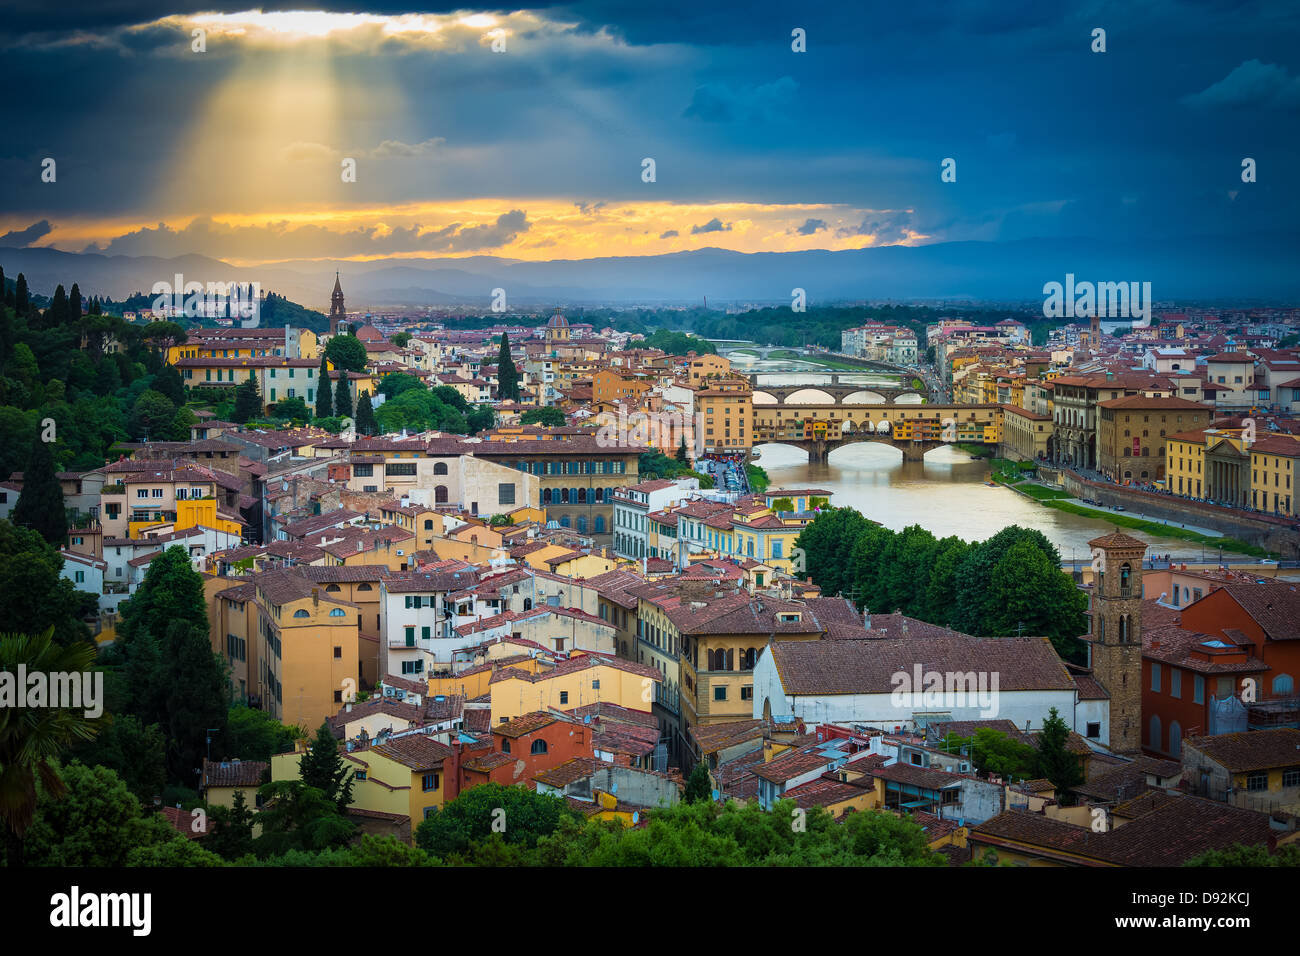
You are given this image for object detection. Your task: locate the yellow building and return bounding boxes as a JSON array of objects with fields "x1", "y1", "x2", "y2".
[
  {"x1": 168, "y1": 327, "x2": 319, "y2": 365},
  {"x1": 687, "y1": 353, "x2": 732, "y2": 386},
  {"x1": 1249, "y1": 434, "x2": 1299, "y2": 517},
  {"x1": 1000, "y1": 404, "x2": 1053, "y2": 461},
  {"x1": 200, "y1": 758, "x2": 269, "y2": 810},
  {"x1": 249, "y1": 570, "x2": 363, "y2": 729},
  {"x1": 271, "y1": 734, "x2": 453, "y2": 839},
  {"x1": 487, "y1": 656, "x2": 661, "y2": 724},
  {"x1": 593, "y1": 368, "x2": 654, "y2": 405},
  {"x1": 697, "y1": 378, "x2": 753, "y2": 454}
]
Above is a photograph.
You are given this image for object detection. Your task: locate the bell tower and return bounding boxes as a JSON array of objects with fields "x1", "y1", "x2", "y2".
[
  {"x1": 1083, "y1": 531, "x2": 1147, "y2": 753},
  {"x1": 329, "y1": 272, "x2": 348, "y2": 334}
]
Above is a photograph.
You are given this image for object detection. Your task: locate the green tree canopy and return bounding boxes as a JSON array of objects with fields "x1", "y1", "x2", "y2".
[
  {"x1": 324, "y1": 334, "x2": 367, "y2": 372},
  {"x1": 232, "y1": 372, "x2": 262, "y2": 424},
  {"x1": 415, "y1": 782, "x2": 578, "y2": 858},
  {"x1": 297, "y1": 722, "x2": 354, "y2": 813},
  {"x1": 12, "y1": 431, "x2": 67, "y2": 545},
  {"x1": 520, "y1": 406, "x2": 565, "y2": 427},
  {"x1": 1036, "y1": 707, "x2": 1084, "y2": 799}
]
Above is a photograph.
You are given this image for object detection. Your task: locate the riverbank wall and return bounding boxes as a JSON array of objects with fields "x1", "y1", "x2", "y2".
[{"x1": 1039, "y1": 465, "x2": 1300, "y2": 557}]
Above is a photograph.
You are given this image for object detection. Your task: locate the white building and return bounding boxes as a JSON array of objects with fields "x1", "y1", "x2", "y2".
[
  {"x1": 611, "y1": 477, "x2": 699, "y2": 560},
  {"x1": 752, "y1": 633, "x2": 1097, "y2": 741}
]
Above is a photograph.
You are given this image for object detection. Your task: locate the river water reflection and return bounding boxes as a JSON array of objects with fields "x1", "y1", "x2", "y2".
[{"x1": 754, "y1": 441, "x2": 1254, "y2": 563}]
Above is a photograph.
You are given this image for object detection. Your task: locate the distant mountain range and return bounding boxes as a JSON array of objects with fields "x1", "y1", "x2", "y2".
[{"x1": 1, "y1": 234, "x2": 1297, "y2": 310}]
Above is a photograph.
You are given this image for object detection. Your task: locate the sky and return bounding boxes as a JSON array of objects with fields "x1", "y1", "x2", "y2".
[{"x1": 1, "y1": 1, "x2": 1297, "y2": 266}]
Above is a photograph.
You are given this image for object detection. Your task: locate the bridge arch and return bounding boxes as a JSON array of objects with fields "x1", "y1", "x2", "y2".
[
  {"x1": 785, "y1": 387, "x2": 835, "y2": 404},
  {"x1": 752, "y1": 390, "x2": 778, "y2": 405},
  {"x1": 893, "y1": 392, "x2": 925, "y2": 405},
  {"x1": 842, "y1": 389, "x2": 886, "y2": 404}
]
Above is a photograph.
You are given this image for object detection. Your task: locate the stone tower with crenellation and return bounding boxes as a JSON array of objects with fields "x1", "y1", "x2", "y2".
[{"x1": 1083, "y1": 531, "x2": 1147, "y2": 753}]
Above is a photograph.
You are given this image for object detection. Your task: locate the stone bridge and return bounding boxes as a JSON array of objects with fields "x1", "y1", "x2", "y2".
[
  {"x1": 752, "y1": 380, "x2": 928, "y2": 406},
  {"x1": 751, "y1": 403, "x2": 1002, "y2": 465}
]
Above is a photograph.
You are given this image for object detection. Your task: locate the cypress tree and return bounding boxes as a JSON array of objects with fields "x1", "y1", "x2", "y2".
[
  {"x1": 68, "y1": 283, "x2": 82, "y2": 326},
  {"x1": 233, "y1": 371, "x2": 262, "y2": 423},
  {"x1": 14, "y1": 273, "x2": 28, "y2": 315},
  {"x1": 298, "y1": 721, "x2": 354, "y2": 812},
  {"x1": 334, "y1": 373, "x2": 353, "y2": 421},
  {"x1": 13, "y1": 434, "x2": 67, "y2": 545},
  {"x1": 46, "y1": 284, "x2": 67, "y2": 330},
  {"x1": 0, "y1": 266, "x2": 6, "y2": 306},
  {"x1": 497, "y1": 331, "x2": 520, "y2": 402},
  {"x1": 354, "y1": 389, "x2": 378, "y2": 436},
  {"x1": 315, "y1": 354, "x2": 332, "y2": 418}
]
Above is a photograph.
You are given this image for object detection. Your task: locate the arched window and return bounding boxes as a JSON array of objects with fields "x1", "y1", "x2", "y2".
[
  {"x1": 325, "y1": 584, "x2": 341, "y2": 593},
  {"x1": 501, "y1": 739, "x2": 511, "y2": 753},
  {"x1": 577, "y1": 516, "x2": 587, "y2": 534},
  {"x1": 435, "y1": 485, "x2": 448, "y2": 504},
  {"x1": 594, "y1": 515, "x2": 605, "y2": 533},
  {"x1": 293, "y1": 609, "x2": 310, "y2": 618},
  {"x1": 1273, "y1": 674, "x2": 1295, "y2": 696},
  {"x1": 561, "y1": 488, "x2": 570, "y2": 504},
  {"x1": 594, "y1": 487, "x2": 604, "y2": 502},
  {"x1": 706, "y1": 649, "x2": 717, "y2": 670},
  {"x1": 1119, "y1": 562, "x2": 1131, "y2": 592},
  {"x1": 560, "y1": 516, "x2": 571, "y2": 528},
  {"x1": 577, "y1": 487, "x2": 587, "y2": 504},
  {"x1": 530, "y1": 739, "x2": 548, "y2": 755},
  {"x1": 1149, "y1": 714, "x2": 1162, "y2": 750},
  {"x1": 433, "y1": 462, "x2": 448, "y2": 475},
  {"x1": 357, "y1": 583, "x2": 372, "y2": 591},
  {"x1": 329, "y1": 608, "x2": 346, "y2": 617},
  {"x1": 523, "y1": 597, "x2": 533, "y2": 611},
  {"x1": 542, "y1": 488, "x2": 552, "y2": 504},
  {"x1": 726, "y1": 649, "x2": 734, "y2": 670},
  {"x1": 1168, "y1": 721, "x2": 1182, "y2": 758}
]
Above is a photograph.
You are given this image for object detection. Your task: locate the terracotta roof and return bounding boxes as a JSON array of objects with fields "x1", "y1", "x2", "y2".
[
  {"x1": 770, "y1": 635, "x2": 1077, "y2": 695},
  {"x1": 495, "y1": 711, "x2": 558, "y2": 738},
  {"x1": 1184, "y1": 728, "x2": 1300, "y2": 772},
  {"x1": 371, "y1": 735, "x2": 453, "y2": 771},
  {"x1": 159, "y1": 805, "x2": 208, "y2": 840},
  {"x1": 1214, "y1": 581, "x2": 1300, "y2": 642},
  {"x1": 972, "y1": 795, "x2": 1278, "y2": 866},
  {"x1": 203, "y1": 759, "x2": 268, "y2": 789},
  {"x1": 1087, "y1": 531, "x2": 1148, "y2": 550},
  {"x1": 690, "y1": 719, "x2": 766, "y2": 755},
  {"x1": 533, "y1": 757, "x2": 600, "y2": 788}
]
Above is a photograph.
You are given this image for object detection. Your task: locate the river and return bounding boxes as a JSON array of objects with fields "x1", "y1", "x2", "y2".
[{"x1": 753, "y1": 440, "x2": 1259, "y2": 563}]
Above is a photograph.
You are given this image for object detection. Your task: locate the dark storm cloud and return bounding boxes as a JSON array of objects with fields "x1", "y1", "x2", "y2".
[
  {"x1": 793, "y1": 219, "x2": 826, "y2": 236},
  {"x1": 84, "y1": 211, "x2": 531, "y2": 259},
  {"x1": 837, "y1": 213, "x2": 913, "y2": 244},
  {"x1": 690, "y1": 218, "x2": 731, "y2": 235},
  {"x1": 0, "y1": 220, "x2": 53, "y2": 246}
]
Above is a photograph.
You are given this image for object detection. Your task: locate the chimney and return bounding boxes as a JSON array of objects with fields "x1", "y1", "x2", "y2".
[{"x1": 312, "y1": 587, "x2": 319, "y2": 605}]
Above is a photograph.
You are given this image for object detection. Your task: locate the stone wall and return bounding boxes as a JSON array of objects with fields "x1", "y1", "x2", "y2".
[{"x1": 1042, "y1": 466, "x2": 1300, "y2": 556}]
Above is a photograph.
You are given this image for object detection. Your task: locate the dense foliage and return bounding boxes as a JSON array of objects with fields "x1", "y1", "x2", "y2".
[{"x1": 796, "y1": 511, "x2": 1090, "y2": 661}]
